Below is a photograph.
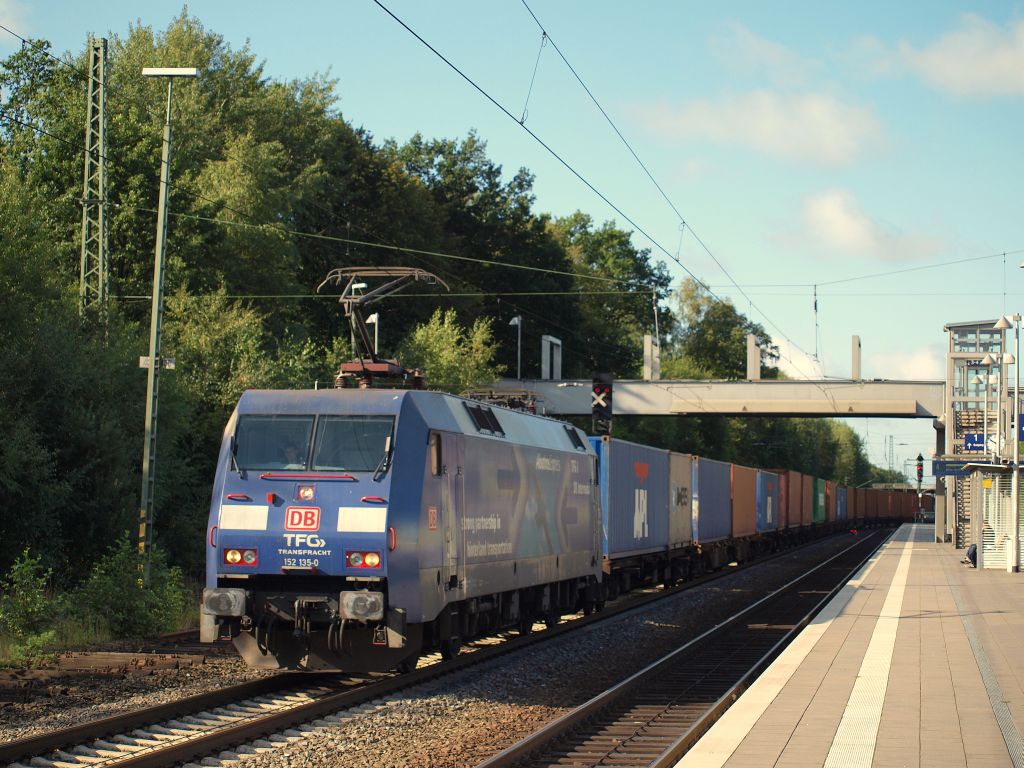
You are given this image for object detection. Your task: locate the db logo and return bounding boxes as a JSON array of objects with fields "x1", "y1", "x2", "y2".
[{"x1": 285, "y1": 506, "x2": 320, "y2": 531}]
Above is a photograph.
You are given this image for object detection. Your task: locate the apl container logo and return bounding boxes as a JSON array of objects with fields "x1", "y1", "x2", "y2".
[
  {"x1": 285, "y1": 506, "x2": 321, "y2": 531},
  {"x1": 634, "y1": 462, "x2": 649, "y2": 539}
]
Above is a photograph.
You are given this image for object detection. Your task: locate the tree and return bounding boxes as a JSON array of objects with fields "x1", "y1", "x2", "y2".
[
  {"x1": 674, "y1": 278, "x2": 779, "y2": 379},
  {"x1": 397, "y1": 309, "x2": 503, "y2": 393},
  {"x1": 550, "y1": 212, "x2": 673, "y2": 377}
]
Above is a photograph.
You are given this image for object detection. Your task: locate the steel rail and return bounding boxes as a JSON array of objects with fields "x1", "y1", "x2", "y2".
[
  {"x1": 475, "y1": 528, "x2": 892, "y2": 768},
  {"x1": 4, "y1": 530, "x2": 869, "y2": 768}
]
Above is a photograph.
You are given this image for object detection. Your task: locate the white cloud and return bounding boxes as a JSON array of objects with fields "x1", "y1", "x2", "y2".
[
  {"x1": 898, "y1": 14, "x2": 1024, "y2": 97},
  {"x1": 0, "y1": 0, "x2": 29, "y2": 35},
  {"x1": 867, "y1": 347, "x2": 945, "y2": 381},
  {"x1": 647, "y1": 90, "x2": 881, "y2": 166},
  {"x1": 710, "y1": 23, "x2": 817, "y2": 87},
  {"x1": 802, "y1": 189, "x2": 945, "y2": 261},
  {"x1": 774, "y1": 338, "x2": 827, "y2": 380}
]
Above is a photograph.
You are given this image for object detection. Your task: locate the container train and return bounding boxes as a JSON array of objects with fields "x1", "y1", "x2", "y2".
[{"x1": 200, "y1": 388, "x2": 920, "y2": 672}]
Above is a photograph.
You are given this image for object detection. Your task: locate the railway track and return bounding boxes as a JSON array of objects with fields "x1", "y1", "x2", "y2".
[
  {"x1": 2, "y1": 531, "x2": 877, "y2": 768},
  {"x1": 476, "y1": 528, "x2": 891, "y2": 768}
]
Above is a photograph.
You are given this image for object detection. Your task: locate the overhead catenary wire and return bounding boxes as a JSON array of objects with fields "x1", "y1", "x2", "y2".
[
  {"x1": 516, "y1": 0, "x2": 821, "y2": 368},
  {"x1": 372, "y1": 0, "x2": 827, "y2": 383},
  {"x1": 0, "y1": 105, "x2": 651, "y2": 370}
]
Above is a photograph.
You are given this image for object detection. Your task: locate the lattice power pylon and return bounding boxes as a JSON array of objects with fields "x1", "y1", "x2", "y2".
[{"x1": 79, "y1": 37, "x2": 108, "y2": 317}]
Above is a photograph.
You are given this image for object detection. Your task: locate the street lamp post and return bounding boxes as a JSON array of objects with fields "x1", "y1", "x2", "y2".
[
  {"x1": 509, "y1": 316, "x2": 522, "y2": 380},
  {"x1": 138, "y1": 66, "x2": 197, "y2": 586},
  {"x1": 998, "y1": 313, "x2": 1021, "y2": 572}
]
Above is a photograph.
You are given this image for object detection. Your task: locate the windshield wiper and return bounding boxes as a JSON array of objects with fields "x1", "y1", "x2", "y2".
[
  {"x1": 372, "y1": 435, "x2": 393, "y2": 482},
  {"x1": 229, "y1": 437, "x2": 244, "y2": 477}
]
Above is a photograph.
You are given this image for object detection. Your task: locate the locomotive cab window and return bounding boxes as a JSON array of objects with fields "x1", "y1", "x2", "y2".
[
  {"x1": 234, "y1": 415, "x2": 314, "y2": 470},
  {"x1": 312, "y1": 416, "x2": 394, "y2": 472}
]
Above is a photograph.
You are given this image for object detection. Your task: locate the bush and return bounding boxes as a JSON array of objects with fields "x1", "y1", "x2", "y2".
[
  {"x1": 72, "y1": 534, "x2": 190, "y2": 638},
  {"x1": 0, "y1": 549, "x2": 51, "y2": 639}
]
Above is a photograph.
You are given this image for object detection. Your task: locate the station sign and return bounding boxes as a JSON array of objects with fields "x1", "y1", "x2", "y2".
[
  {"x1": 963, "y1": 433, "x2": 984, "y2": 452},
  {"x1": 932, "y1": 460, "x2": 972, "y2": 477}
]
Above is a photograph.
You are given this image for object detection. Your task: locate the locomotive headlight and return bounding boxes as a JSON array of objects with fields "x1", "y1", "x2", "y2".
[
  {"x1": 346, "y1": 551, "x2": 381, "y2": 568},
  {"x1": 223, "y1": 548, "x2": 258, "y2": 566},
  {"x1": 339, "y1": 590, "x2": 384, "y2": 621}
]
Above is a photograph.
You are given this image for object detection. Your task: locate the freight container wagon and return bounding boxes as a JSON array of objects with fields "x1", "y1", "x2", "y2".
[
  {"x1": 668, "y1": 452, "x2": 694, "y2": 549},
  {"x1": 692, "y1": 457, "x2": 732, "y2": 569},
  {"x1": 731, "y1": 464, "x2": 758, "y2": 541},
  {"x1": 826, "y1": 480, "x2": 837, "y2": 523},
  {"x1": 866, "y1": 489, "x2": 879, "y2": 520},
  {"x1": 590, "y1": 436, "x2": 670, "y2": 561},
  {"x1": 756, "y1": 470, "x2": 781, "y2": 534},
  {"x1": 801, "y1": 474, "x2": 813, "y2": 526},
  {"x1": 770, "y1": 469, "x2": 803, "y2": 531},
  {"x1": 856, "y1": 486, "x2": 866, "y2": 521},
  {"x1": 836, "y1": 485, "x2": 848, "y2": 521},
  {"x1": 812, "y1": 477, "x2": 827, "y2": 524}
]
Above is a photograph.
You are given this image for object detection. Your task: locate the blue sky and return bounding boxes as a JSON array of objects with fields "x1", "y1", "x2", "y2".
[{"x1": 5, "y1": 0, "x2": 1024, "y2": 474}]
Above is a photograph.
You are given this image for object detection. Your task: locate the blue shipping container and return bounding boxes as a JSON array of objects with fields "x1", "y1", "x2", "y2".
[
  {"x1": 693, "y1": 457, "x2": 731, "y2": 543},
  {"x1": 836, "y1": 486, "x2": 848, "y2": 520},
  {"x1": 590, "y1": 436, "x2": 670, "y2": 559},
  {"x1": 756, "y1": 470, "x2": 781, "y2": 533}
]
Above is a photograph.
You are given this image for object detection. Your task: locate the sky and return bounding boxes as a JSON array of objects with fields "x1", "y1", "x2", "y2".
[{"x1": 4, "y1": 0, "x2": 1024, "y2": 477}]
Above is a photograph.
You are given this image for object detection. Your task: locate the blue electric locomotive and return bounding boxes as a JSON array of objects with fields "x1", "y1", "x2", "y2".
[{"x1": 201, "y1": 388, "x2": 602, "y2": 671}]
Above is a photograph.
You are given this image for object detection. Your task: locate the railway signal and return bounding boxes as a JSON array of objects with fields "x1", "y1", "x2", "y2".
[{"x1": 592, "y1": 372, "x2": 613, "y2": 435}]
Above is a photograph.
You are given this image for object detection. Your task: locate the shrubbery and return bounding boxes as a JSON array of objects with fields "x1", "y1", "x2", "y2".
[
  {"x1": 73, "y1": 534, "x2": 191, "y2": 638},
  {"x1": 0, "y1": 537, "x2": 193, "y2": 664}
]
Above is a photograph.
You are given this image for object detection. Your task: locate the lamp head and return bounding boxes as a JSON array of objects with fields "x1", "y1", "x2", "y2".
[
  {"x1": 141, "y1": 67, "x2": 199, "y2": 78},
  {"x1": 994, "y1": 316, "x2": 1013, "y2": 330}
]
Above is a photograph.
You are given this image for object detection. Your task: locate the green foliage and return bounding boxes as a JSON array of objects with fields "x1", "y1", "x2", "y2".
[
  {"x1": 73, "y1": 535, "x2": 189, "y2": 638},
  {"x1": 0, "y1": 9, "x2": 889, "y2": 592},
  {"x1": 398, "y1": 309, "x2": 504, "y2": 393},
  {"x1": 551, "y1": 212, "x2": 672, "y2": 376},
  {"x1": 0, "y1": 549, "x2": 51, "y2": 639},
  {"x1": 674, "y1": 278, "x2": 779, "y2": 379}
]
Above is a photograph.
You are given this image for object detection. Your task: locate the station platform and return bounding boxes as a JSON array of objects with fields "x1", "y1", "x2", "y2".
[{"x1": 678, "y1": 524, "x2": 1024, "y2": 768}]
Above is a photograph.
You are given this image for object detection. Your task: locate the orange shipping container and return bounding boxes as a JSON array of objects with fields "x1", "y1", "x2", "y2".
[
  {"x1": 731, "y1": 464, "x2": 758, "y2": 538},
  {"x1": 801, "y1": 474, "x2": 813, "y2": 526}
]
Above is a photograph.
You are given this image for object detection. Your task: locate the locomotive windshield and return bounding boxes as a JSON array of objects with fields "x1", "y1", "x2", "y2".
[
  {"x1": 234, "y1": 415, "x2": 314, "y2": 470},
  {"x1": 233, "y1": 414, "x2": 394, "y2": 472},
  {"x1": 311, "y1": 416, "x2": 394, "y2": 472}
]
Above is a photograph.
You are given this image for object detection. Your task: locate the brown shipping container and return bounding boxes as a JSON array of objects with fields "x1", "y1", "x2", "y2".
[
  {"x1": 801, "y1": 474, "x2": 813, "y2": 526},
  {"x1": 856, "y1": 488, "x2": 866, "y2": 520},
  {"x1": 788, "y1": 471, "x2": 803, "y2": 528},
  {"x1": 668, "y1": 452, "x2": 694, "y2": 548},
  {"x1": 775, "y1": 472, "x2": 789, "y2": 529},
  {"x1": 826, "y1": 480, "x2": 837, "y2": 522},
  {"x1": 731, "y1": 464, "x2": 758, "y2": 538},
  {"x1": 771, "y1": 469, "x2": 804, "y2": 529},
  {"x1": 867, "y1": 489, "x2": 879, "y2": 519}
]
